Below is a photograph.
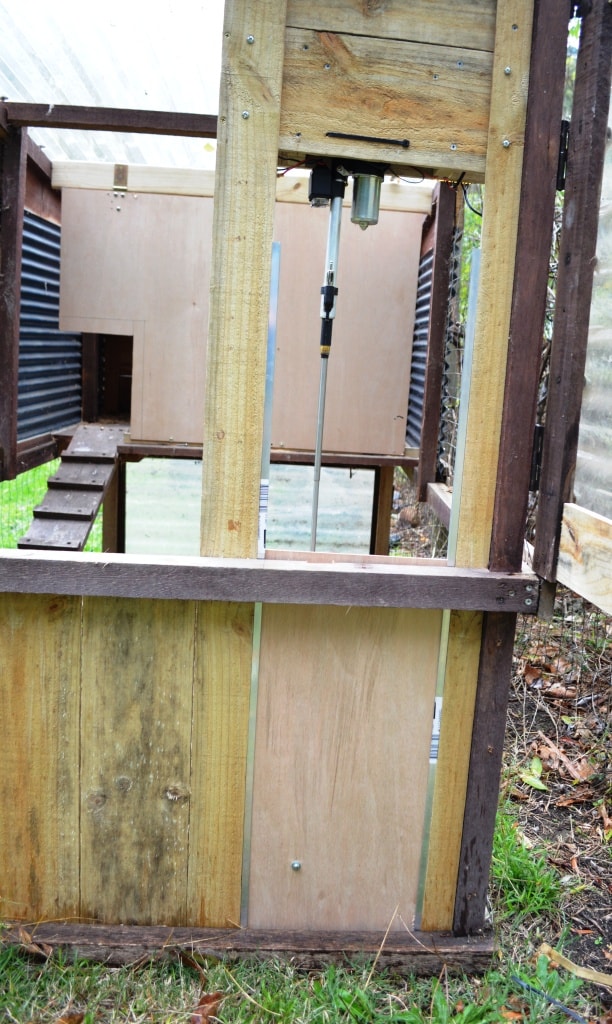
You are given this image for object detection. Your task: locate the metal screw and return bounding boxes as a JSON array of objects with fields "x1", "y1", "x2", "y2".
[
  {"x1": 246, "y1": 34, "x2": 255, "y2": 43},
  {"x1": 450, "y1": 143, "x2": 457, "y2": 150},
  {"x1": 525, "y1": 585, "x2": 534, "y2": 592},
  {"x1": 504, "y1": 66, "x2": 512, "y2": 75},
  {"x1": 508, "y1": 590, "x2": 515, "y2": 598},
  {"x1": 291, "y1": 861, "x2": 302, "y2": 871},
  {"x1": 242, "y1": 110, "x2": 250, "y2": 119},
  {"x1": 324, "y1": 63, "x2": 331, "y2": 70},
  {"x1": 502, "y1": 139, "x2": 511, "y2": 148},
  {"x1": 525, "y1": 598, "x2": 533, "y2": 606}
]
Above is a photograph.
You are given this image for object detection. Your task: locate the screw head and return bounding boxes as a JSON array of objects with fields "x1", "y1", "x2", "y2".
[
  {"x1": 242, "y1": 110, "x2": 250, "y2": 119},
  {"x1": 246, "y1": 34, "x2": 255, "y2": 43},
  {"x1": 502, "y1": 138, "x2": 511, "y2": 148},
  {"x1": 291, "y1": 860, "x2": 302, "y2": 871},
  {"x1": 504, "y1": 66, "x2": 512, "y2": 75}
]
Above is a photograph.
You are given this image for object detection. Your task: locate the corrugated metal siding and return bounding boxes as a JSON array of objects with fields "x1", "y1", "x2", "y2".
[
  {"x1": 405, "y1": 249, "x2": 434, "y2": 448},
  {"x1": 18, "y1": 211, "x2": 82, "y2": 441}
]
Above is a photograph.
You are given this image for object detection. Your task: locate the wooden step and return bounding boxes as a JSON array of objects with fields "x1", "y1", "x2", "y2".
[
  {"x1": 18, "y1": 518, "x2": 92, "y2": 551},
  {"x1": 33, "y1": 489, "x2": 101, "y2": 521},
  {"x1": 48, "y1": 463, "x2": 115, "y2": 490}
]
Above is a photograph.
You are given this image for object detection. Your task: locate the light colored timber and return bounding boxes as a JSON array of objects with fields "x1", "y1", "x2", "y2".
[
  {"x1": 52, "y1": 161, "x2": 433, "y2": 213},
  {"x1": 0, "y1": 593, "x2": 81, "y2": 922},
  {"x1": 557, "y1": 503, "x2": 612, "y2": 615},
  {"x1": 422, "y1": 0, "x2": 535, "y2": 931},
  {"x1": 286, "y1": 0, "x2": 496, "y2": 52},
  {"x1": 80, "y1": 598, "x2": 195, "y2": 924},
  {"x1": 247, "y1": 605, "x2": 442, "y2": 929}
]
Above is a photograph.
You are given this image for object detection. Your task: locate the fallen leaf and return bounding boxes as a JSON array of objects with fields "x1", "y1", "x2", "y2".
[
  {"x1": 501, "y1": 1009, "x2": 524, "y2": 1020},
  {"x1": 191, "y1": 990, "x2": 225, "y2": 1024},
  {"x1": 539, "y1": 942, "x2": 612, "y2": 988},
  {"x1": 56, "y1": 1013, "x2": 85, "y2": 1024}
]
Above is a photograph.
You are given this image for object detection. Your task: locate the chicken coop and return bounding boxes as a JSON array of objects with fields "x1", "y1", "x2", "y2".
[{"x1": 0, "y1": 0, "x2": 610, "y2": 970}]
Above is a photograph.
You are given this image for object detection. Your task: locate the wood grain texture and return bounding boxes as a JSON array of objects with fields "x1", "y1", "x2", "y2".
[
  {"x1": 0, "y1": 549, "x2": 540, "y2": 612},
  {"x1": 533, "y1": 0, "x2": 612, "y2": 580},
  {"x1": 0, "y1": 593, "x2": 81, "y2": 921},
  {"x1": 279, "y1": 29, "x2": 492, "y2": 177},
  {"x1": 490, "y1": 0, "x2": 571, "y2": 572},
  {"x1": 248, "y1": 605, "x2": 441, "y2": 929},
  {"x1": 450, "y1": 0, "x2": 535, "y2": 569},
  {"x1": 4, "y1": 103, "x2": 218, "y2": 138},
  {"x1": 1, "y1": 922, "x2": 494, "y2": 973},
  {"x1": 80, "y1": 598, "x2": 195, "y2": 924},
  {"x1": 200, "y1": 0, "x2": 288, "y2": 558},
  {"x1": 188, "y1": 602, "x2": 253, "y2": 926},
  {"x1": 420, "y1": 610, "x2": 483, "y2": 931},
  {"x1": 285, "y1": 0, "x2": 496, "y2": 51},
  {"x1": 0, "y1": 128, "x2": 27, "y2": 480},
  {"x1": 557, "y1": 504, "x2": 612, "y2": 616}
]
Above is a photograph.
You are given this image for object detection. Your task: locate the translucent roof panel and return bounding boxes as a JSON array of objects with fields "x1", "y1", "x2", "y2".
[{"x1": 0, "y1": 0, "x2": 224, "y2": 167}]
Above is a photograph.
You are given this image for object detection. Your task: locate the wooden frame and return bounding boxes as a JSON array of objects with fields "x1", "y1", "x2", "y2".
[{"x1": 0, "y1": 128, "x2": 26, "y2": 480}]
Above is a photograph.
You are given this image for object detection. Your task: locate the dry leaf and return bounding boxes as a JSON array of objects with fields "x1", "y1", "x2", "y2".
[
  {"x1": 190, "y1": 990, "x2": 225, "y2": 1024},
  {"x1": 500, "y1": 1009, "x2": 525, "y2": 1020},
  {"x1": 539, "y1": 942, "x2": 612, "y2": 988},
  {"x1": 56, "y1": 1013, "x2": 85, "y2": 1024}
]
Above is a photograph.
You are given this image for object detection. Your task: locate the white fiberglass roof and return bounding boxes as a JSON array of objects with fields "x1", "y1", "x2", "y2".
[{"x1": 0, "y1": 0, "x2": 224, "y2": 167}]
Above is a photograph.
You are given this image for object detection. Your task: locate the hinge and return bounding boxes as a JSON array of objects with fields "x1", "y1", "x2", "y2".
[
  {"x1": 557, "y1": 120, "x2": 570, "y2": 191},
  {"x1": 529, "y1": 423, "x2": 545, "y2": 492}
]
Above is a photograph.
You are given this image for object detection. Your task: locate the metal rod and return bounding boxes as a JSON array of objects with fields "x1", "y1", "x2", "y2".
[{"x1": 311, "y1": 194, "x2": 343, "y2": 551}]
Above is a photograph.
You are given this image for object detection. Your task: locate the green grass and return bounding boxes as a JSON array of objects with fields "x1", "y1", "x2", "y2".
[
  {"x1": 490, "y1": 805, "x2": 563, "y2": 923},
  {"x1": 0, "y1": 460, "x2": 102, "y2": 551}
]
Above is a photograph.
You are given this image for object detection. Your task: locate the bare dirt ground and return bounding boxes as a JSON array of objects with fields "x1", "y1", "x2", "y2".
[{"x1": 392, "y1": 469, "x2": 612, "y2": 987}]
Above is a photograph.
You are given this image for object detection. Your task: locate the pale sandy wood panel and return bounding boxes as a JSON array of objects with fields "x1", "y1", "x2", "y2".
[
  {"x1": 59, "y1": 188, "x2": 212, "y2": 444},
  {"x1": 271, "y1": 203, "x2": 422, "y2": 455},
  {"x1": 0, "y1": 593, "x2": 81, "y2": 921},
  {"x1": 558, "y1": 503, "x2": 612, "y2": 615},
  {"x1": 286, "y1": 0, "x2": 496, "y2": 52},
  {"x1": 80, "y1": 597, "x2": 196, "y2": 925},
  {"x1": 247, "y1": 605, "x2": 442, "y2": 930},
  {"x1": 279, "y1": 30, "x2": 493, "y2": 177},
  {"x1": 188, "y1": 602, "x2": 254, "y2": 926},
  {"x1": 200, "y1": 0, "x2": 287, "y2": 557}
]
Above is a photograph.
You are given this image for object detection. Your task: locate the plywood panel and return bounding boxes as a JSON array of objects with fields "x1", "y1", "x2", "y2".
[
  {"x1": 247, "y1": 605, "x2": 442, "y2": 930},
  {"x1": 271, "y1": 203, "x2": 422, "y2": 455},
  {"x1": 558, "y1": 504, "x2": 612, "y2": 615},
  {"x1": 80, "y1": 597, "x2": 195, "y2": 924},
  {"x1": 0, "y1": 593, "x2": 81, "y2": 920}
]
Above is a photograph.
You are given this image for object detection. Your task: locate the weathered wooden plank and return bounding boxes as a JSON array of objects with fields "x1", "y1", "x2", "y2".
[
  {"x1": 0, "y1": 593, "x2": 81, "y2": 921},
  {"x1": 34, "y1": 489, "x2": 101, "y2": 520},
  {"x1": 370, "y1": 465, "x2": 394, "y2": 555},
  {"x1": 0, "y1": 128, "x2": 27, "y2": 481},
  {"x1": 453, "y1": 612, "x2": 517, "y2": 934},
  {"x1": 0, "y1": 922, "x2": 494, "y2": 973},
  {"x1": 490, "y1": 0, "x2": 571, "y2": 572},
  {"x1": 248, "y1": 605, "x2": 441, "y2": 929},
  {"x1": 200, "y1": 0, "x2": 288, "y2": 557},
  {"x1": 0, "y1": 550, "x2": 540, "y2": 612},
  {"x1": 533, "y1": 0, "x2": 612, "y2": 580},
  {"x1": 279, "y1": 29, "x2": 492, "y2": 177},
  {"x1": 557, "y1": 503, "x2": 612, "y2": 616},
  {"x1": 188, "y1": 602, "x2": 253, "y2": 926},
  {"x1": 80, "y1": 598, "x2": 195, "y2": 924},
  {"x1": 63, "y1": 424, "x2": 126, "y2": 461},
  {"x1": 286, "y1": 0, "x2": 496, "y2": 52},
  {"x1": 49, "y1": 462, "x2": 115, "y2": 490},
  {"x1": 417, "y1": 182, "x2": 457, "y2": 501},
  {"x1": 4, "y1": 103, "x2": 218, "y2": 138},
  {"x1": 17, "y1": 518, "x2": 92, "y2": 551}
]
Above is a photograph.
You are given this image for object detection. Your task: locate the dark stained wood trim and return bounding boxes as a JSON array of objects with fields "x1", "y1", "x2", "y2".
[
  {"x1": 26, "y1": 133, "x2": 53, "y2": 180},
  {"x1": 490, "y1": 0, "x2": 569, "y2": 572},
  {"x1": 81, "y1": 334, "x2": 100, "y2": 422},
  {"x1": 0, "y1": 127, "x2": 27, "y2": 480},
  {"x1": 370, "y1": 465, "x2": 395, "y2": 554},
  {"x1": 3, "y1": 103, "x2": 218, "y2": 139},
  {"x1": 1, "y1": 922, "x2": 494, "y2": 973},
  {"x1": 116, "y1": 442, "x2": 419, "y2": 468},
  {"x1": 417, "y1": 181, "x2": 456, "y2": 501},
  {"x1": 0, "y1": 550, "x2": 539, "y2": 612},
  {"x1": 16, "y1": 435, "x2": 63, "y2": 474},
  {"x1": 533, "y1": 0, "x2": 612, "y2": 580},
  {"x1": 453, "y1": 612, "x2": 517, "y2": 935}
]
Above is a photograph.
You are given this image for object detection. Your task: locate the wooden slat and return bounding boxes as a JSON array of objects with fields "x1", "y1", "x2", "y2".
[
  {"x1": 4, "y1": 103, "x2": 218, "y2": 138},
  {"x1": 0, "y1": 922, "x2": 495, "y2": 973},
  {"x1": 285, "y1": 0, "x2": 496, "y2": 51},
  {"x1": 490, "y1": 0, "x2": 571, "y2": 572},
  {"x1": 370, "y1": 465, "x2": 395, "y2": 555},
  {"x1": 417, "y1": 182, "x2": 457, "y2": 501},
  {"x1": 63, "y1": 424, "x2": 126, "y2": 461},
  {"x1": 80, "y1": 598, "x2": 195, "y2": 924},
  {"x1": 17, "y1": 518, "x2": 92, "y2": 551},
  {"x1": 0, "y1": 549, "x2": 540, "y2": 612},
  {"x1": 278, "y1": 29, "x2": 492, "y2": 178},
  {"x1": 200, "y1": 0, "x2": 288, "y2": 558},
  {"x1": 557, "y1": 504, "x2": 612, "y2": 616},
  {"x1": 34, "y1": 489, "x2": 101, "y2": 520},
  {"x1": 188, "y1": 602, "x2": 253, "y2": 926},
  {"x1": 49, "y1": 462, "x2": 115, "y2": 490},
  {"x1": 0, "y1": 128, "x2": 27, "y2": 481},
  {"x1": 0, "y1": 593, "x2": 81, "y2": 921},
  {"x1": 533, "y1": 0, "x2": 612, "y2": 580}
]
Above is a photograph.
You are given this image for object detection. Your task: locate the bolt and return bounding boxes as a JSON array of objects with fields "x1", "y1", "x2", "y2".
[
  {"x1": 242, "y1": 110, "x2": 250, "y2": 119},
  {"x1": 291, "y1": 861, "x2": 302, "y2": 871},
  {"x1": 502, "y1": 139, "x2": 511, "y2": 148},
  {"x1": 504, "y1": 66, "x2": 512, "y2": 75},
  {"x1": 246, "y1": 34, "x2": 255, "y2": 43}
]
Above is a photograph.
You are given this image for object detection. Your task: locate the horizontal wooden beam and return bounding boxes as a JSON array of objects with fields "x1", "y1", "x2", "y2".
[
  {"x1": 0, "y1": 550, "x2": 539, "y2": 612},
  {"x1": 3, "y1": 103, "x2": 218, "y2": 138},
  {"x1": 1, "y1": 922, "x2": 494, "y2": 973}
]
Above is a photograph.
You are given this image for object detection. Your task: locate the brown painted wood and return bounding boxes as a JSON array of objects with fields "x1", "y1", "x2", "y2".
[
  {"x1": 1, "y1": 922, "x2": 494, "y2": 973},
  {"x1": 16, "y1": 435, "x2": 62, "y2": 474},
  {"x1": 417, "y1": 182, "x2": 457, "y2": 501},
  {"x1": 453, "y1": 611, "x2": 517, "y2": 935},
  {"x1": 0, "y1": 550, "x2": 540, "y2": 611},
  {"x1": 63, "y1": 424, "x2": 126, "y2": 461},
  {"x1": 17, "y1": 518, "x2": 93, "y2": 551},
  {"x1": 33, "y1": 489, "x2": 101, "y2": 520},
  {"x1": 25, "y1": 141, "x2": 61, "y2": 223},
  {"x1": 533, "y1": 0, "x2": 612, "y2": 580},
  {"x1": 0, "y1": 128, "x2": 27, "y2": 480},
  {"x1": 81, "y1": 334, "x2": 100, "y2": 422},
  {"x1": 49, "y1": 462, "x2": 114, "y2": 490},
  {"x1": 490, "y1": 0, "x2": 570, "y2": 572},
  {"x1": 370, "y1": 465, "x2": 395, "y2": 554},
  {"x1": 4, "y1": 103, "x2": 218, "y2": 139}
]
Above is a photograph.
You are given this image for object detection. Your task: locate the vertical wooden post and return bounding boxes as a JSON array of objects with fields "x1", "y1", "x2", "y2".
[
  {"x1": 421, "y1": 0, "x2": 534, "y2": 931},
  {"x1": 0, "y1": 128, "x2": 27, "y2": 480},
  {"x1": 533, "y1": 0, "x2": 612, "y2": 580}
]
